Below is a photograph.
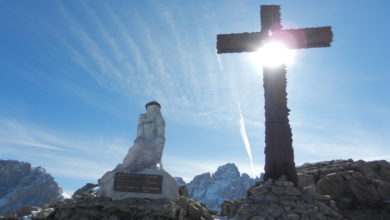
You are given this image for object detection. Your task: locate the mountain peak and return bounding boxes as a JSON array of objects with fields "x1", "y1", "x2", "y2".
[
  {"x1": 174, "y1": 177, "x2": 186, "y2": 186},
  {"x1": 186, "y1": 163, "x2": 260, "y2": 211},
  {"x1": 0, "y1": 160, "x2": 63, "y2": 215},
  {"x1": 213, "y1": 163, "x2": 240, "y2": 180}
]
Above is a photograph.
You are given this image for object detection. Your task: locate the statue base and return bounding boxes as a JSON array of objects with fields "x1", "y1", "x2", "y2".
[{"x1": 98, "y1": 167, "x2": 178, "y2": 201}]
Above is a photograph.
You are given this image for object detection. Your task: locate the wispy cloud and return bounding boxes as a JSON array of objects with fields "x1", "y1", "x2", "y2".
[
  {"x1": 44, "y1": 156, "x2": 112, "y2": 180},
  {"x1": 0, "y1": 118, "x2": 265, "y2": 183},
  {"x1": 0, "y1": 118, "x2": 127, "y2": 180},
  {"x1": 0, "y1": 119, "x2": 71, "y2": 152},
  {"x1": 0, "y1": 138, "x2": 65, "y2": 151},
  {"x1": 0, "y1": 119, "x2": 261, "y2": 184},
  {"x1": 9, "y1": 0, "x2": 387, "y2": 183},
  {"x1": 45, "y1": 0, "x2": 263, "y2": 131}
]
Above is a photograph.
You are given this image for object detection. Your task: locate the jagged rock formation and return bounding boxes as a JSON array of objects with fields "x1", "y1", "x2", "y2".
[
  {"x1": 220, "y1": 177, "x2": 343, "y2": 219},
  {"x1": 0, "y1": 160, "x2": 63, "y2": 215},
  {"x1": 186, "y1": 163, "x2": 261, "y2": 211},
  {"x1": 296, "y1": 159, "x2": 390, "y2": 220}
]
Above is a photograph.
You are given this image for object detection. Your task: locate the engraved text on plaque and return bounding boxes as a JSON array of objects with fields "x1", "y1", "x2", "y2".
[{"x1": 114, "y1": 172, "x2": 163, "y2": 194}]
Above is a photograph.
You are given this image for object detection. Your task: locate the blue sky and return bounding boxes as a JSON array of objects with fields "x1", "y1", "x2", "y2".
[{"x1": 1, "y1": 0, "x2": 389, "y2": 195}]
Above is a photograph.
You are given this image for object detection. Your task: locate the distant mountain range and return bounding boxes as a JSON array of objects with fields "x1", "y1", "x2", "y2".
[
  {"x1": 176, "y1": 163, "x2": 263, "y2": 211},
  {"x1": 0, "y1": 159, "x2": 260, "y2": 214},
  {"x1": 0, "y1": 160, "x2": 63, "y2": 215}
]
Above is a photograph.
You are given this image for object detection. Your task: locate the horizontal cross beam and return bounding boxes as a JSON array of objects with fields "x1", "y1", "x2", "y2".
[
  {"x1": 217, "y1": 26, "x2": 333, "y2": 54},
  {"x1": 217, "y1": 32, "x2": 264, "y2": 54}
]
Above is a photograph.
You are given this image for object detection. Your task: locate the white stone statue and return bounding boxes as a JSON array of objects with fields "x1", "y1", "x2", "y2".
[
  {"x1": 115, "y1": 101, "x2": 165, "y2": 172},
  {"x1": 99, "y1": 101, "x2": 178, "y2": 201}
]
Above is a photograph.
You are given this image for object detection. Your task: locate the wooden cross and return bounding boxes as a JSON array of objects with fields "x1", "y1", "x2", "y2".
[{"x1": 217, "y1": 5, "x2": 333, "y2": 184}]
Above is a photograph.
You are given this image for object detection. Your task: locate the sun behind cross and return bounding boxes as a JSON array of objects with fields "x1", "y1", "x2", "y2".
[{"x1": 250, "y1": 41, "x2": 296, "y2": 70}]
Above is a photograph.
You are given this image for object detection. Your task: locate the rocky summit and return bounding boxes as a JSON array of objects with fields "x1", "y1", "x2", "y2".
[
  {"x1": 221, "y1": 176, "x2": 344, "y2": 220},
  {"x1": 3, "y1": 159, "x2": 390, "y2": 219},
  {"x1": 220, "y1": 159, "x2": 390, "y2": 220},
  {"x1": 0, "y1": 160, "x2": 63, "y2": 216},
  {"x1": 296, "y1": 159, "x2": 390, "y2": 220},
  {"x1": 186, "y1": 163, "x2": 261, "y2": 211},
  {"x1": 9, "y1": 189, "x2": 213, "y2": 220},
  {"x1": 48, "y1": 197, "x2": 212, "y2": 220}
]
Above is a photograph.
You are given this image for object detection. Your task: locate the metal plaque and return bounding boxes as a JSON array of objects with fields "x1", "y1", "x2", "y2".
[{"x1": 114, "y1": 172, "x2": 162, "y2": 194}]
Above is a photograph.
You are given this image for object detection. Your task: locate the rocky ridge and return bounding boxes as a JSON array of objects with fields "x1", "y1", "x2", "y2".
[
  {"x1": 296, "y1": 159, "x2": 390, "y2": 220},
  {"x1": 5, "y1": 189, "x2": 214, "y2": 220},
  {"x1": 4, "y1": 159, "x2": 390, "y2": 219},
  {"x1": 220, "y1": 159, "x2": 390, "y2": 220},
  {"x1": 45, "y1": 196, "x2": 212, "y2": 220},
  {"x1": 0, "y1": 160, "x2": 63, "y2": 215},
  {"x1": 221, "y1": 176, "x2": 343, "y2": 220},
  {"x1": 186, "y1": 163, "x2": 261, "y2": 211}
]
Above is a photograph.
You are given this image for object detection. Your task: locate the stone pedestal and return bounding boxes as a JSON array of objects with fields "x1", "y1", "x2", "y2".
[{"x1": 98, "y1": 167, "x2": 178, "y2": 201}]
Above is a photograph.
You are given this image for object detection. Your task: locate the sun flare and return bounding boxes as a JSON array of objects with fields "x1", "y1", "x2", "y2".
[{"x1": 250, "y1": 42, "x2": 295, "y2": 70}]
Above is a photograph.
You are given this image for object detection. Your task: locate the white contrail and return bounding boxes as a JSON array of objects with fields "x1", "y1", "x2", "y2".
[
  {"x1": 215, "y1": 53, "x2": 224, "y2": 71},
  {"x1": 238, "y1": 104, "x2": 255, "y2": 177}
]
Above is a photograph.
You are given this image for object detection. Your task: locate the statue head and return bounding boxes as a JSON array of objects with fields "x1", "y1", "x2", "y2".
[{"x1": 145, "y1": 101, "x2": 161, "y2": 113}]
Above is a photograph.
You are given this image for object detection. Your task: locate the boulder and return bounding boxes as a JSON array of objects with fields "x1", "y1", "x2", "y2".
[
  {"x1": 297, "y1": 174, "x2": 314, "y2": 188},
  {"x1": 316, "y1": 172, "x2": 348, "y2": 200},
  {"x1": 72, "y1": 183, "x2": 99, "y2": 199}
]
